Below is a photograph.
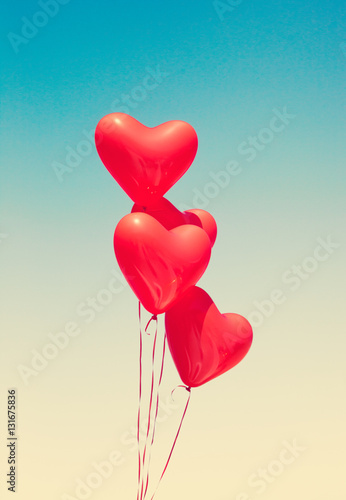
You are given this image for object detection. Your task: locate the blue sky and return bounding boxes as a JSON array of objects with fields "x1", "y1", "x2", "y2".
[{"x1": 1, "y1": 0, "x2": 345, "y2": 217}]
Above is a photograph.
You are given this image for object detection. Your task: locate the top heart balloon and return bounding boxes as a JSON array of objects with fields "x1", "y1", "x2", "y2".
[{"x1": 95, "y1": 113, "x2": 198, "y2": 206}]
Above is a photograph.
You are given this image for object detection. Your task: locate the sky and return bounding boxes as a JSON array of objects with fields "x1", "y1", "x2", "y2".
[{"x1": 1, "y1": 1, "x2": 345, "y2": 499}]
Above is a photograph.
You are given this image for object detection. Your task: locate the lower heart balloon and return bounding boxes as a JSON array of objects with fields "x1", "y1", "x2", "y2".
[
  {"x1": 114, "y1": 214, "x2": 211, "y2": 314},
  {"x1": 165, "y1": 287, "x2": 253, "y2": 387},
  {"x1": 132, "y1": 197, "x2": 217, "y2": 246}
]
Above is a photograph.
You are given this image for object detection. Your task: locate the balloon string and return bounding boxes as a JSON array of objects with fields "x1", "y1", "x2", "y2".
[
  {"x1": 150, "y1": 386, "x2": 191, "y2": 500},
  {"x1": 140, "y1": 317, "x2": 158, "y2": 500},
  {"x1": 142, "y1": 331, "x2": 167, "y2": 499},
  {"x1": 137, "y1": 302, "x2": 143, "y2": 500}
]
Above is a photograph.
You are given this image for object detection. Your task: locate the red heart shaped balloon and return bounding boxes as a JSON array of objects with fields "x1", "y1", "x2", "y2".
[
  {"x1": 165, "y1": 287, "x2": 253, "y2": 387},
  {"x1": 95, "y1": 113, "x2": 198, "y2": 206},
  {"x1": 114, "y1": 214, "x2": 211, "y2": 314},
  {"x1": 132, "y1": 197, "x2": 217, "y2": 246}
]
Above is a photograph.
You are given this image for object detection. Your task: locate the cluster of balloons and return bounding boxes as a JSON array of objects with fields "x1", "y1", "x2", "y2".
[{"x1": 95, "y1": 113, "x2": 253, "y2": 388}]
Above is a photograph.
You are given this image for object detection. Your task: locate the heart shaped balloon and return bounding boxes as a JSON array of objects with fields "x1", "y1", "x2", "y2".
[
  {"x1": 132, "y1": 197, "x2": 217, "y2": 246},
  {"x1": 114, "y1": 214, "x2": 211, "y2": 314},
  {"x1": 165, "y1": 287, "x2": 253, "y2": 387},
  {"x1": 95, "y1": 113, "x2": 198, "y2": 206}
]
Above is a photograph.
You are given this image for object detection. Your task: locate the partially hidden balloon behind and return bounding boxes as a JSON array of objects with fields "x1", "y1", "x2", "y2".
[
  {"x1": 95, "y1": 113, "x2": 198, "y2": 206},
  {"x1": 132, "y1": 197, "x2": 217, "y2": 246},
  {"x1": 114, "y1": 213, "x2": 211, "y2": 315},
  {"x1": 165, "y1": 286, "x2": 253, "y2": 388}
]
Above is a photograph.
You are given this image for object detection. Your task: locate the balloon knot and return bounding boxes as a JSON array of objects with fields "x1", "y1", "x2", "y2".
[
  {"x1": 171, "y1": 385, "x2": 191, "y2": 401},
  {"x1": 145, "y1": 314, "x2": 158, "y2": 333}
]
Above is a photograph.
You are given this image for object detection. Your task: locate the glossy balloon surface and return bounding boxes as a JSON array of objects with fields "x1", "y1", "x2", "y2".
[
  {"x1": 132, "y1": 198, "x2": 217, "y2": 246},
  {"x1": 165, "y1": 287, "x2": 253, "y2": 387},
  {"x1": 95, "y1": 113, "x2": 198, "y2": 206},
  {"x1": 114, "y1": 214, "x2": 211, "y2": 314}
]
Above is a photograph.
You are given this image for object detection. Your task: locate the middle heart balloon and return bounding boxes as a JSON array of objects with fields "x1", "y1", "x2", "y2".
[
  {"x1": 132, "y1": 197, "x2": 217, "y2": 246},
  {"x1": 114, "y1": 213, "x2": 212, "y2": 314}
]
